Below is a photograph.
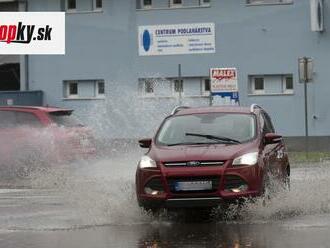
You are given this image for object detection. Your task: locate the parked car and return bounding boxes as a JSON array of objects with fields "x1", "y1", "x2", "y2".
[
  {"x1": 0, "y1": 106, "x2": 96, "y2": 175},
  {"x1": 135, "y1": 104, "x2": 290, "y2": 211}
]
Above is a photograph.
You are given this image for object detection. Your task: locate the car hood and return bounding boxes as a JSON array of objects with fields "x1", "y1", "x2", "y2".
[{"x1": 149, "y1": 141, "x2": 259, "y2": 163}]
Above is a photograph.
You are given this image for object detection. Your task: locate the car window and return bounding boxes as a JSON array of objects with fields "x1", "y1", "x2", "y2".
[
  {"x1": 0, "y1": 110, "x2": 42, "y2": 128},
  {"x1": 48, "y1": 111, "x2": 83, "y2": 127},
  {"x1": 0, "y1": 111, "x2": 16, "y2": 128},
  {"x1": 16, "y1": 112, "x2": 43, "y2": 127},
  {"x1": 157, "y1": 113, "x2": 256, "y2": 145}
]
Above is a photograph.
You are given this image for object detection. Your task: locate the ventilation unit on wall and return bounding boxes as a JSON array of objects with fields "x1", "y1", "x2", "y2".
[{"x1": 310, "y1": 0, "x2": 324, "y2": 32}]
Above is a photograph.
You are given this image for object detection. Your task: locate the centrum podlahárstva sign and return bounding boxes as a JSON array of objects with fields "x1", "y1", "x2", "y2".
[{"x1": 138, "y1": 23, "x2": 215, "y2": 56}]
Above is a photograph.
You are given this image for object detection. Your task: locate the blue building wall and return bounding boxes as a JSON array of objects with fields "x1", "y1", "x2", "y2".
[{"x1": 26, "y1": 0, "x2": 330, "y2": 138}]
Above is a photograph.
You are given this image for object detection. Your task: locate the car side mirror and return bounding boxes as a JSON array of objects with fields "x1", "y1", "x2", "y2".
[
  {"x1": 264, "y1": 133, "x2": 282, "y2": 145},
  {"x1": 139, "y1": 138, "x2": 152, "y2": 148}
]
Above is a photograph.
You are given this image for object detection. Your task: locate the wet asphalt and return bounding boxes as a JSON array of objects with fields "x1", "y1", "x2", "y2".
[{"x1": 1, "y1": 149, "x2": 330, "y2": 248}]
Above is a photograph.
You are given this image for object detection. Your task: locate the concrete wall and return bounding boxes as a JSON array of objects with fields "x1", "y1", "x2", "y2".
[{"x1": 26, "y1": 0, "x2": 330, "y2": 139}]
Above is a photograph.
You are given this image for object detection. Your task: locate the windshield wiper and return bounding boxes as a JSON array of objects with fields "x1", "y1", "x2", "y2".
[{"x1": 185, "y1": 133, "x2": 241, "y2": 144}]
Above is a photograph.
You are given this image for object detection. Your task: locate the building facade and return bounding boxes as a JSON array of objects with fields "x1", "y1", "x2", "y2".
[{"x1": 13, "y1": 0, "x2": 330, "y2": 139}]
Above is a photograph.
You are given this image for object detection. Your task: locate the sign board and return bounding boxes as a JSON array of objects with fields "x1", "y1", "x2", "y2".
[
  {"x1": 138, "y1": 23, "x2": 215, "y2": 56},
  {"x1": 0, "y1": 12, "x2": 65, "y2": 54},
  {"x1": 210, "y1": 68, "x2": 239, "y2": 105}
]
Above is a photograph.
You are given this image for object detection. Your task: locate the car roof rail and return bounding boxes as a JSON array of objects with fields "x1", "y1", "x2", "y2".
[
  {"x1": 250, "y1": 104, "x2": 263, "y2": 113},
  {"x1": 170, "y1": 106, "x2": 190, "y2": 115}
]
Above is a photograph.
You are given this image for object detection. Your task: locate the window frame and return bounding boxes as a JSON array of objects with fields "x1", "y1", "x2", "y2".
[
  {"x1": 141, "y1": 0, "x2": 152, "y2": 9},
  {"x1": 140, "y1": 78, "x2": 155, "y2": 97},
  {"x1": 67, "y1": 81, "x2": 79, "y2": 98},
  {"x1": 201, "y1": 78, "x2": 211, "y2": 96},
  {"x1": 250, "y1": 76, "x2": 265, "y2": 95},
  {"x1": 93, "y1": 0, "x2": 103, "y2": 11},
  {"x1": 282, "y1": 75, "x2": 294, "y2": 94},
  {"x1": 170, "y1": 0, "x2": 183, "y2": 8},
  {"x1": 246, "y1": 0, "x2": 293, "y2": 6},
  {"x1": 63, "y1": 79, "x2": 106, "y2": 100},
  {"x1": 200, "y1": 0, "x2": 211, "y2": 6},
  {"x1": 96, "y1": 80, "x2": 105, "y2": 98},
  {"x1": 66, "y1": 0, "x2": 77, "y2": 12}
]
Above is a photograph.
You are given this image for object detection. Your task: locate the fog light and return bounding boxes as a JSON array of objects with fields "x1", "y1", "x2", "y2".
[
  {"x1": 144, "y1": 187, "x2": 163, "y2": 195},
  {"x1": 225, "y1": 184, "x2": 248, "y2": 193},
  {"x1": 144, "y1": 178, "x2": 165, "y2": 195}
]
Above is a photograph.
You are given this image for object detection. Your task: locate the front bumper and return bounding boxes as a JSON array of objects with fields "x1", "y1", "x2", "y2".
[
  {"x1": 139, "y1": 197, "x2": 222, "y2": 209},
  {"x1": 136, "y1": 163, "x2": 263, "y2": 209}
]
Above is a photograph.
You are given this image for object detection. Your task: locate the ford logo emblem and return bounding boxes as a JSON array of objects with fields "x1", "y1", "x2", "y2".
[
  {"x1": 187, "y1": 161, "x2": 201, "y2": 166},
  {"x1": 142, "y1": 30, "x2": 151, "y2": 52}
]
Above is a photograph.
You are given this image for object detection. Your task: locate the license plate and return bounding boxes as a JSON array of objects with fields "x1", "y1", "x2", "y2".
[{"x1": 174, "y1": 181, "x2": 212, "y2": 191}]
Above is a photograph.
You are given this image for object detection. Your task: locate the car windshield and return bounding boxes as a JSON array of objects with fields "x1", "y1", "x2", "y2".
[
  {"x1": 156, "y1": 113, "x2": 256, "y2": 146},
  {"x1": 48, "y1": 111, "x2": 84, "y2": 127}
]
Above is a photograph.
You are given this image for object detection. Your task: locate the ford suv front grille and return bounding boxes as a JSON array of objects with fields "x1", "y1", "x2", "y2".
[{"x1": 163, "y1": 161, "x2": 224, "y2": 167}]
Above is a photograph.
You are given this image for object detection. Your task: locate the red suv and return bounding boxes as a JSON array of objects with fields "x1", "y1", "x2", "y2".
[
  {"x1": 135, "y1": 105, "x2": 290, "y2": 210},
  {"x1": 0, "y1": 106, "x2": 96, "y2": 169}
]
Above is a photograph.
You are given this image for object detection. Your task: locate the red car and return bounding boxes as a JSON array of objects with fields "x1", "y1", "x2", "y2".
[
  {"x1": 136, "y1": 104, "x2": 290, "y2": 210},
  {"x1": 0, "y1": 106, "x2": 96, "y2": 172}
]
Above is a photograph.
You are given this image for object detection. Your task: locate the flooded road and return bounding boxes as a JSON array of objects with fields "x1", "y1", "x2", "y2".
[{"x1": 1, "y1": 147, "x2": 330, "y2": 247}]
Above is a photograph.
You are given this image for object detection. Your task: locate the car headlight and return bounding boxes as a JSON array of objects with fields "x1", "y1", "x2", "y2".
[
  {"x1": 232, "y1": 152, "x2": 258, "y2": 166},
  {"x1": 138, "y1": 156, "x2": 157, "y2": 169}
]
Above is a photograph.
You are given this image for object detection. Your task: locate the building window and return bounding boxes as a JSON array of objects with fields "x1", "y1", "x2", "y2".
[
  {"x1": 249, "y1": 74, "x2": 294, "y2": 95},
  {"x1": 173, "y1": 79, "x2": 183, "y2": 94},
  {"x1": 145, "y1": 80, "x2": 154, "y2": 94},
  {"x1": 139, "y1": 79, "x2": 155, "y2": 96},
  {"x1": 138, "y1": 77, "x2": 214, "y2": 98},
  {"x1": 141, "y1": 0, "x2": 152, "y2": 8},
  {"x1": 250, "y1": 77, "x2": 265, "y2": 95},
  {"x1": 66, "y1": 0, "x2": 103, "y2": 12},
  {"x1": 201, "y1": 78, "x2": 210, "y2": 96},
  {"x1": 246, "y1": 0, "x2": 293, "y2": 5},
  {"x1": 283, "y1": 75, "x2": 293, "y2": 94},
  {"x1": 137, "y1": 0, "x2": 209, "y2": 9},
  {"x1": 64, "y1": 80, "x2": 105, "y2": 99},
  {"x1": 96, "y1": 80, "x2": 105, "y2": 96},
  {"x1": 93, "y1": 0, "x2": 102, "y2": 10},
  {"x1": 200, "y1": 0, "x2": 211, "y2": 6},
  {"x1": 68, "y1": 81, "x2": 78, "y2": 98},
  {"x1": 95, "y1": 80, "x2": 105, "y2": 98},
  {"x1": 170, "y1": 0, "x2": 183, "y2": 8},
  {"x1": 66, "y1": 0, "x2": 76, "y2": 11}
]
